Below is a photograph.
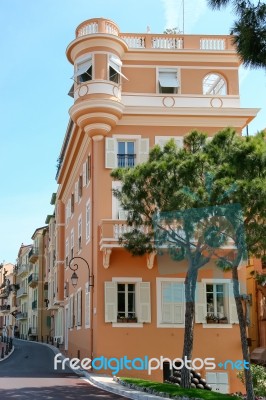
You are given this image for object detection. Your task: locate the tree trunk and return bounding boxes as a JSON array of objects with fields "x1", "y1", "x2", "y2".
[
  {"x1": 181, "y1": 267, "x2": 198, "y2": 388},
  {"x1": 232, "y1": 266, "x2": 255, "y2": 400}
]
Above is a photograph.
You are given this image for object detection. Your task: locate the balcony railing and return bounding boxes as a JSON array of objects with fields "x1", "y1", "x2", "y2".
[
  {"x1": 16, "y1": 312, "x2": 28, "y2": 320},
  {"x1": 16, "y1": 264, "x2": 29, "y2": 277},
  {"x1": 0, "y1": 304, "x2": 10, "y2": 312},
  {"x1": 17, "y1": 287, "x2": 27, "y2": 298},
  {"x1": 32, "y1": 300, "x2": 37, "y2": 310},
  {"x1": 28, "y1": 273, "x2": 38, "y2": 288},
  {"x1": 117, "y1": 154, "x2": 136, "y2": 168},
  {"x1": 74, "y1": 18, "x2": 234, "y2": 51},
  {"x1": 29, "y1": 247, "x2": 39, "y2": 263}
]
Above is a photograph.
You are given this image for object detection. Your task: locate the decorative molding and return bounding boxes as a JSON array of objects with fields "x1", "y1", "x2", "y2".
[
  {"x1": 146, "y1": 252, "x2": 156, "y2": 269},
  {"x1": 103, "y1": 248, "x2": 112, "y2": 268}
]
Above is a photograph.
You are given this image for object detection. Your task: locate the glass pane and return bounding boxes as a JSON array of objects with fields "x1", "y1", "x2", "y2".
[
  {"x1": 206, "y1": 293, "x2": 214, "y2": 314},
  {"x1": 127, "y1": 142, "x2": 135, "y2": 154},
  {"x1": 128, "y1": 284, "x2": 135, "y2": 292},
  {"x1": 128, "y1": 292, "x2": 135, "y2": 313},
  {"x1": 118, "y1": 142, "x2": 125, "y2": 154},
  {"x1": 118, "y1": 293, "x2": 125, "y2": 313},
  {"x1": 206, "y1": 284, "x2": 213, "y2": 293},
  {"x1": 117, "y1": 284, "x2": 125, "y2": 292},
  {"x1": 216, "y1": 284, "x2": 224, "y2": 293}
]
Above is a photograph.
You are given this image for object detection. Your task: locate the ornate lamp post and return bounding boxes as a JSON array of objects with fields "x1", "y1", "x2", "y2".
[{"x1": 68, "y1": 257, "x2": 94, "y2": 290}]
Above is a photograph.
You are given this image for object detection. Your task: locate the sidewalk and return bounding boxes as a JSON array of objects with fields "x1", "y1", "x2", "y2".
[{"x1": 0, "y1": 341, "x2": 14, "y2": 362}]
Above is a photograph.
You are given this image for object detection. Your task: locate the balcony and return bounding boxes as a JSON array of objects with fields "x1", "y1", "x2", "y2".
[
  {"x1": 0, "y1": 289, "x2": 8, "y2": 299},
  {"x1": 16, "y1": 312, "x2": 28, "y2": 320},
  {"x1": 16, "y1": 287, "x2": 27, "y2": 298},
  {"x1": 28, "y1": 327, "x2": 37, "y2": 336},
  {"x1": 75, "y1": 18, "x2": 235, "y2": 51},
  {"x1": 32, "y1": 300, "x2": 37, "y2": 310},
  {"x1": 29, "y1": 248, "x2": 39, "y2": 263},
  {"x1": 16, "y1": 264, "x2": 29, "y2": 277},
  {"x1": 117, "y1": 154, "x2": 136, "y2": 168},
  {"x1": 0, "y1": 305, "x2": 10, "y2": 313},
  {"x1": 28, "y1": 273, "x2": 38, "y2": 288}
]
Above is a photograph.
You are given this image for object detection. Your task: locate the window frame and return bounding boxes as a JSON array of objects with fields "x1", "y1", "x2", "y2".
[
  {"x1": 158, "y1": 68, "x2": 180, "y2": 94},
  {"x1": 73, "y1": 55, "x2": 93, "y2": 84},
  {"x1": 202, "y1": 73, "x2": 227, "y2": 96}
]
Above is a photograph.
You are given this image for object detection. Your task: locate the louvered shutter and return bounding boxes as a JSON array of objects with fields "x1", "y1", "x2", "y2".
[
  {"x1": 74, "y1": 292, "x2": 78, "y2": 327},
  {"x1": 105, "y1": 282, "x2": 117, "y2": 322},
  {"x1": 85, "y1": 282, "x2": 90, "y2": 328},
  {"x1": 195, "y1": 282, "x2": 206, "y2": 323},
  {"x1": 83, "y1": 162, "x2": 86, "y2": 186},
  {"x1": 105, "y1": 138, "x2": 116, "y2": 168},
  {"x1": 77, "y1": 290, "x2": 82, "y2": 326},
  {"x1": 138, "y1": 138, "x2": 149, "y2": 163},
  {"x1": 138, "y1": 282, "x2": 151, "y2": 323},
  {"x1": 75, "y1": 182, "x2": 78, "y2": 203},
  {"x1": 228, "y1": 282, "x2": 239, "y2": 324}
]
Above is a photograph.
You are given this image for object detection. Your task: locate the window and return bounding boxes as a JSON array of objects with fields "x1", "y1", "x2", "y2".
[
  {"x1": 83, "y1": 155, "x2": 91, "y2": 186},
  {"x1": 86, "y1": 200, "x2": 91, "y2": 242},
  {"x1": 117, "y1": 283, "x2": 136, "y2": 319},
  {"x1": 85, "y1": 282, "x2": 90, "y2": 328},
  {"x1": 155, "y1": 136, "x2": 183, "y2": 149},
  {"x1": 78, "y1": 215, "x2": 82, "y2": 251},
  {"x1": 71, "y1": 193, "x2": 74, "y2": 214},
  {"x1": 109, "y1": 55, "x2": 128, "y2": 84},
  {"x1": 105, "y1": 137, "x2": 149, "y2": 169},
  {"x1": 195, "y1": 280, "x2": 239, "y2": 325},
  {"x1": 117, "y1": 141, "x2": 135, "y2": 167},
  {"x1": 73, "y1": 56, "x2": 93, "y2": 84},
  {"x1": 65, "y1": 239, "x2": 69, "y2": 268},
  {"x1": 66, "y1": 199, "x2": 71, "y2": 225},
  {"x1": 157, "y1": 279, "x2": 185, "y2": 327},
  {"x1": 77, "y1": 289, "x2": 82, "y2": 327},
  {"x1": 203, "y1": 73, "x2": 227, "y2": 95},
  {"x1": 158, "y1": 69, "x2": 179, "y2": 94},
  {"x1": 70, "y1": 229, "x2": 74, "y2": 259},
  {"x1": 78, "y1": 176, "x2": 83, "y2": 201},
  {"x1": 105, "y1": 280, "x2": 151, "y2": 324}
]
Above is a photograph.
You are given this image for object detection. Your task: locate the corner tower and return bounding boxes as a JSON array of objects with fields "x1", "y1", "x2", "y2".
[{"x1": 66, "y1": 18, "x2": 127, "y2": 140}]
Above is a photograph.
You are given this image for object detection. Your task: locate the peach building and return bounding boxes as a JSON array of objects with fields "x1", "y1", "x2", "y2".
[{"x1": 54, "y1": 17, "x2": 259, "y2": 393}]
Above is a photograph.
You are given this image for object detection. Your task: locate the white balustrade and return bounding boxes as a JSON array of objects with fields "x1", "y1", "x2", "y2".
[
  {"x1": 200, "y1": 38, "x2": 225, "y2": 50},
  {"x1": 121, "y1": 36, "x2": 145, "y2": 48},
  {"x1": 77, "y1": 22, "x2": 98, "y2": 37},
  {"x1": 152, "y1": 37, "x2": 183, "y2": 49}
]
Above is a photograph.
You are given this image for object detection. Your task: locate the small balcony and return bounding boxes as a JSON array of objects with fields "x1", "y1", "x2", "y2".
[
  {"x1": 16, "y1": 312, "x2": 28, "y2": 320},
  {"x1": 29, "y1": 248, "x2": 39, "y2": 263},
  {"x1": 28, "y1": 327, "x2": 37, "y2": 336},
  {"x1": 32, "y1": 300, "x2": 37, "y2": 310},
  {"x1": 16, "y1": 264, "x2": 29, "y2": 277},
  {"x1": 16, "y1": 287, "x2": 27, "y2": 298},
  {"x1": 117, "y1": 154, "x2": 136, "y2": 168},
  {"x1": 0, "y1": 289, "x2": 9, "y2": 299},
  {"x1": 0, "y1": 304, "x2": 10, "y2": 313},
  {"x1": 28, "y1": 273, "x2": 38, "y2": 288}
]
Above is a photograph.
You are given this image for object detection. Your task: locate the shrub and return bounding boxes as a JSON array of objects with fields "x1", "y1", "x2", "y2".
[{"x1": 237, "y1": 364, "x2": 266, "y2": 397}]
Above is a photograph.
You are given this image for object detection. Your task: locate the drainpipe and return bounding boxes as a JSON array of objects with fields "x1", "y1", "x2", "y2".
[{"x1": 91, "y1": 139, "x2": 94, "y2": 365}]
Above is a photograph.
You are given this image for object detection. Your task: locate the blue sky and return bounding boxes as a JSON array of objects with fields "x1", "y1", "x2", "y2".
[{"x1": 0, "y1": 0, "x2": 265, "y2": 264}]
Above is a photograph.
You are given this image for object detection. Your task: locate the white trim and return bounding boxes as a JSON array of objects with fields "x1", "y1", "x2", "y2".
[
  {"x1": 112, "y1": 277, "x2": 142, "y2": 282},
  {"x1": 202, "y1": 278, "x2": 231, "y2": 283},
  {"x1": 112, "y1": 134, "x2": 141, "y2": 139},
  {"x1": 112, "y1": 323, "x2": 143, "y2": 328},
  {"x1": 203, "y1": 324, "x2": 233, "y2": 328}
]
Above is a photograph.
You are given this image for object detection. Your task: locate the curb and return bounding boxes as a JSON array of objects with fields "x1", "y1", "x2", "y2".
[{"x1": 0, "y1": 346, "x2": 15, "y2": 362}]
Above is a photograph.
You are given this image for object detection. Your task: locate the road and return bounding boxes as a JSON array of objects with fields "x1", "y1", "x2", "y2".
[{"x1": 0, "y1": 339, "x2": 126, "y2": 399}]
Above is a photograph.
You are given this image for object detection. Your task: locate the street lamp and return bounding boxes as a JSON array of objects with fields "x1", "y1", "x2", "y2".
[{"x1": 68, "y1": 257, "x2": 94, "y2": 291}]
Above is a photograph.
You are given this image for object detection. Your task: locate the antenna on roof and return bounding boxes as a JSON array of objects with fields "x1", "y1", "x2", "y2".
[
  {"x1": 147, "y1": 25, "x2": 151, "y2": 33},
  {"x1": 182, "y1": 0, "x2": 185, "y2": 34}
]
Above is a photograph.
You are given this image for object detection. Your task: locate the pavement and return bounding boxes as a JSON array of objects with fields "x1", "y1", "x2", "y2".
[
  {"x1": 0, "y1": 340, "x2": 14, "y2": 362},
  {"x1": 5, "y1": 339, "x2": 169, "y2": 400}
]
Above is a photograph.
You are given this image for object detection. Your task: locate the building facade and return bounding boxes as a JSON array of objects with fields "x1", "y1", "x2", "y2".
[{"x1": 56, "y1": 17, "x2": 260, "y2": 393}]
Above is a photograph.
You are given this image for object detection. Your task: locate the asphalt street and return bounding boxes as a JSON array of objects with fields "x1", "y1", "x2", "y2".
[{"x1": 0, "y1": 339, "x2": 126, "y2": 399}]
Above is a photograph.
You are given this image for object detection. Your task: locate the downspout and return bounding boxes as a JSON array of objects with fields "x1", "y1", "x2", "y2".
[{"x1": 91, "y1": 139, "x2": 94, "y2": 365}]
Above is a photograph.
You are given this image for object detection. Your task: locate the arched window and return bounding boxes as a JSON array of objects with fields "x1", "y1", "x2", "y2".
[{"x1": 203, "y1": 73, "x2": 227, "y2": 95}]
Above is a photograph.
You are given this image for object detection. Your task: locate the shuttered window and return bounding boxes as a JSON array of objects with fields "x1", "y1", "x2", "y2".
[
  {"x1": 77, "y1": 289, "x2": 82, "y2": 327},
  {"x1": 105, "y1": 137, "x2": 150, "y2": 169},
  {"x1": 155, "y1": 136, "x2": 183, "y2": 150},
  {"x1": 85, "y1": 282, "x2": 90, "y2": 328},
  {"x1": 86, "y1": 200, "x2": 91, "y2": 242}
]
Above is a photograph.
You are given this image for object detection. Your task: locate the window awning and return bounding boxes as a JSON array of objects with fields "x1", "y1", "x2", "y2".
[
  {"x1": 72, "y1": 58, "x2": 92, "y2": 79},
  {"x1": 159, "y1": 72, "x2": 179, "y2": 88},
  {"x1": 109, "y1": 56, "x2": 128, "y2": 80}
]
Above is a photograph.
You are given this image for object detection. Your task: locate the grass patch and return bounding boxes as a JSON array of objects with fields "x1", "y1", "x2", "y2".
[{"x1": 120, "y1": 377, "x2": 241, "y2": 400}]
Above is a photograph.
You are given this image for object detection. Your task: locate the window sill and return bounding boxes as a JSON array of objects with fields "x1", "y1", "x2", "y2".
[
  {"x1": 202, "y1": 323, "x2": 233, "y2": 328},
  {"x1": 112, "y1": 322, "x2": 143, "y2": 328},
  {"x1": 157, "y1": 323, "x2": 185, "y2": 328}
]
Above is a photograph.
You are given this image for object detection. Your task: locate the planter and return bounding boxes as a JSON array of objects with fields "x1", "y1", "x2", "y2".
[
  {"x1": 206, "y1": 318, "x2": 228, "y2": 324},
  {"x1": 117, "y1": 318, "x2": 138, "y2": 323}
]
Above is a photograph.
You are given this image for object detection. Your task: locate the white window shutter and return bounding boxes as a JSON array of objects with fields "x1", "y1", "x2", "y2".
[
  {"x1": 105, "y1": 282, "x2": 117, "y2": 322},
  {"x1": 139, "y1": 138, "x2": 149, "y2": 164},
  {"x1": 77, "y1": 290, "x2": 82, "y2": 326},
  {"x1": 155, "y1": 136, "x2": 183, "y2": 149},
  {"x1": 69, "y1": 296, "x2": 74, "y2": 328},
  {"x1": 86, "y1": 201, "x2": 91, "y2": 241},
  {"x1": 83, "y1": 162, "x2": 86, "y2": 187},
  {"x1": 228, "y1": 282, "x2": 239, "y2": 324},
  {"x1": 138, "y1": 282, "x2": 151, "y2": 323},
  {"x1": 195, "y1": 282, "x2": 206, "y2": 323},
  {"x1": 105, "y1": 138, "x2": 116, "y2": 169},
  {"x1": 75, "y1": 182, "x2": 78, "y2": 203},
  {"x1": 85, "y1": 283, "x2": 90, "y2": 328},
  {"x1": 74, "y1": 292, "x2": 78, "y2": 327},
  {"x1": 174, "y1": 137, "x2": 183, "y2": 148}
]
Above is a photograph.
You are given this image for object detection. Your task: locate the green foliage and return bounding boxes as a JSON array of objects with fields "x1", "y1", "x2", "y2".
[
  {"x1": 237, "y1": 364, "x2": 266, "y2": 396},
  {"x1": 207, "y1": 0, "x2": 266, "y2": 69},
  {"x1": 120, "y1": 377, "x2": 241, "y2": 399}
]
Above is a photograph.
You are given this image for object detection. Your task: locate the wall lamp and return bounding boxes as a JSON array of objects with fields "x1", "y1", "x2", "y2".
[{"x1": 68, "y1": 257, "x2": 94, "y2": 291}]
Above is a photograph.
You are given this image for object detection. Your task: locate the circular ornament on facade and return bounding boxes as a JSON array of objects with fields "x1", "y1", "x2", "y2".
[
  {"x1": 162, "y1": 97, "x2": 175, "y2": 108},
  {"x1": 113, "y1": 85, "x2": 120, "y2": 98},
  {"x1": 210, "y1": 97, "x2": 223, "y2": 108},
  {"x1": 78, "y1": 84, "x2": 89, "y2": 97}
]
